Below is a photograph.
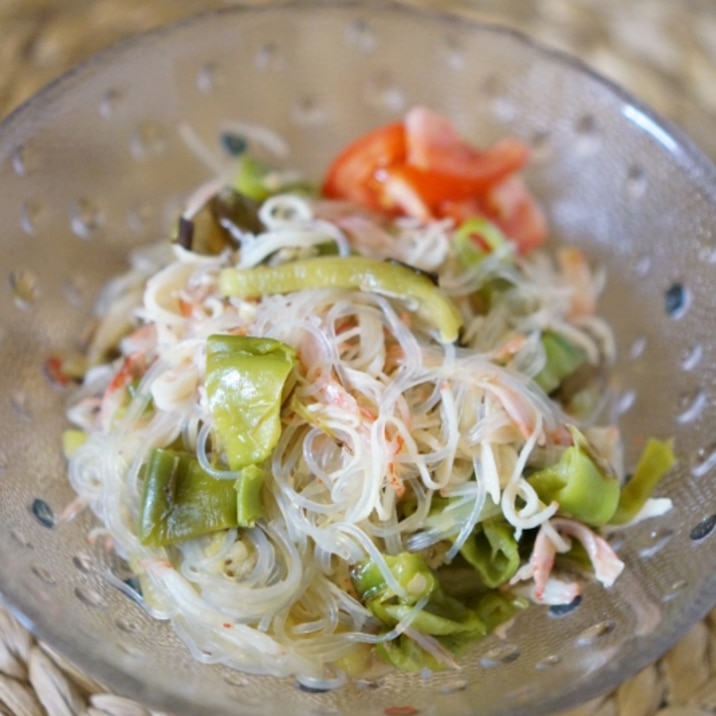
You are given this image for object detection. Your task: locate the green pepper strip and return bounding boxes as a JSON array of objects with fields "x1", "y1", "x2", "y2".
[
  {"x1": 528, "y1": 426, "x2": 620, "y2": 526},
  {"x1": 234, "y1": 464, "x2": 265, "y2": 528},
  {"x1": 353, "y1": 551, "x2": 526, "y2": 673},
  {"x1": 351, "y1": 552, "x2": 437, "y2": 605},
  {"x1": 233, "y1": 156, "x2": 272, "y2": 202},
  {"x1": 219, "y1": 256, "x2": 463, "y2": 344},
  {"x1": 610, "y1": 438, "x2": 676, "y2": 525},
  {"x1": 377, "y1": 635, "x2": 445, "y2": 673},
  {"x1": 372, "y1": 589, "x2": 486, "y2": 638},
  {"x1": 534, "y1": 331, "x2": 586, "y2": 394},
  {"x1": 138, "y1": 448, "x2": 240, "y2": 547},
  {"x1": 453, "y1": 217, "x2": 509, "y2": 268},
  {"x1": 472, "y1": 591, "x2": 528, "y2": 634},
  {"x1": 375, "y1": 590, "x2": 527, "y2": 673},
  {"x1": 459, "y1": 519, "x2": 521, "y2": 589},
  {"x1": 206, "y1": 334, "x2": 296, "y2": 471}
]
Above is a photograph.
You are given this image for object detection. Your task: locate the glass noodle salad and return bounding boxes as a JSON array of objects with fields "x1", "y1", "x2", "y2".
[{"x1": 59, "y1": 107, "x2": 675, "y2": 687}]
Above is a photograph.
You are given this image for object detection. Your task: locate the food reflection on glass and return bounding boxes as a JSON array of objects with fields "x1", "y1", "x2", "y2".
[{"x1": 56, "y1": 107, "x2": 675, "y2": 689}]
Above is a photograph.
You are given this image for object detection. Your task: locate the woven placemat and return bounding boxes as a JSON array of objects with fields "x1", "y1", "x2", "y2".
[
  {"x1": 2, "y1": 1, "x2": 716, "y2": 714},
  {"x1": 0, "y1": 603, "x2": 713, "y2": 716}
]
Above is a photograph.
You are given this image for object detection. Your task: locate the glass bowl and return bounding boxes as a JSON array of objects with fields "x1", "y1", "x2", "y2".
[{"x1": 2, "y1": 2, "x2": 716, "y2": 714}]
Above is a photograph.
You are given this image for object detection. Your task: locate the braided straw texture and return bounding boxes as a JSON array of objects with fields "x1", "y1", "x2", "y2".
[
  {"x1": 3, "y1": 604, "x2": 716, "y2": 716},
  {"x1": 1, "y1": 1, "x2": 715, "y2": 714}
]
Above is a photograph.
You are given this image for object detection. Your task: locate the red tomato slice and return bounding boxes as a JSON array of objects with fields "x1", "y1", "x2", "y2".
[
  {"x1": 322, "y1": 122, "x2": 407, "y2": 211},
  {"x1": 438, "y1": 198, "x2": 485, "y2": 225},
  {"x1": 379, "y1": 166, "x2": 435, "y2": 220},
  {"x1": 405, "y1": 106, "x2": 530, "y2": 182},
  {"x1": 321, "y1": 108, "x2": 547, "y2": 254},
  {"x1": 488, "y1": 176, "x2": 547, "y2": 254},
  {"x1": 383, "y1": 143, "x2": 528, "y2": 213},
  {"x1": 438, "y1": 177, "x2": 547, "y2": 254},
  {"x1": 405, "y1": 106, "x2": 462, "y2": 169}
]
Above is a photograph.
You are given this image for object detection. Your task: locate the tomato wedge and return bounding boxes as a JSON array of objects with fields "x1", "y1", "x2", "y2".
[
  {"x1": 382, "y1": 139, "x2": 528, "y2": 215},
  {"x1": 486, "y1": 176, "x2": 547, "y2": 254},
  {"x1": 321, "y1": 107, "x2": 547, "y2": 253},
  {"x1": 322, "y1": 122, "x2": 406, "y2": 211},
  {"x1": 405, "y1": 106, "x2": 529, "y2": 183},
  {"x1": 404, "y1": 106, "x2": 461, "y2": 169},
  {"x1": 440, "y1": 177, "x2": 547, "y2": 254}
]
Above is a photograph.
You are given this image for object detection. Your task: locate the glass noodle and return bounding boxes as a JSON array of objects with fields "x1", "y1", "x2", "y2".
[{"x1": 61, "y1": 112, "x2": 672, "y2": 688}]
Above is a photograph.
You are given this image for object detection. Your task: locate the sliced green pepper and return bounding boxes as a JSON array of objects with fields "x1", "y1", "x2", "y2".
[
  {"x1": 534, "y1": 331, "x2": 586, "y2": 394},
  {"x1": 212, "y1": 187, "x2": 263, "y2": 236},
  {"x1": 610, "y1": 438, "x2": 676, "y2": 525},
  {"x1": 459, "y1": 519, "x2": 520, "y2": 589},
  {"x1": 206, "y1": 334, "x2": 296, "y2": 471},
  {"x1": 232, "y1": 154, "x2": 317, "y2": 202},
  {"x1": 351, "y1": 552, "x2": 438, "y2": 605},
  {"x1": 219, "y1": 256, "x2": 463, "y2": 344},
  {"x1": 176, "y1": 188, "x2": 263, "y2": 255},
  {"x1": 235, "y1": 464, "x2": 265, "y2": 528},
  {"x1": 471, "y1": 591, "x2": 527, "y2": 633},
  {"x1": 355, "y1": 552, "x2": 524, "y2": 673},
  {"x1": 366, "y1": 571, "x2": 487, "y2": 672},
  {"x1": 453, "y1": 217, "x2": 509, "y2": 268},
  {"x1": 375, "y1": 589, "x2": 527, "y2": 672},
  {"x1": 138, "y1": 448, "x2": 239, "y2": 547},
  {"x1": 233, "y1": 156, "x2": 273, "y2": 202},
  {"x1": 371, "y1": 586, "x2": 496, "y2": 673},
  {"x1": 372, "y1": 588, "x2": 486, "y2": 638},
  {"x1": 376, "y1": 634, "x2": 443, "y2": 673},
  {"x1": 528, "y1": 426, "x2": 620, "y2": 526}
]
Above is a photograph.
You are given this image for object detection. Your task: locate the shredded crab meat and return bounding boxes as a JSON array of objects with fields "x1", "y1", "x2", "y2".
[
  {"x1": 511, "y1": 517, "x2": 625, "y2": 603},
  {"x1": 552, "y1": 518, "x2": 625, "y2": 588},
  {"x1": 509, "y1": 575, "x2": 582, "y2": 607}
]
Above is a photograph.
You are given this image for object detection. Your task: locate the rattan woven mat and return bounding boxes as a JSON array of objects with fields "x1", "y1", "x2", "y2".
[{"x1": 2, "y1": 1, "x2": 716, "y2": 714}]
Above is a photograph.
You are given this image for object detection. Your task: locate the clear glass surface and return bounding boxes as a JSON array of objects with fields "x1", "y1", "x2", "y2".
[{"x1": 2, "y1": 2, "x2": 716, "y2": 714}]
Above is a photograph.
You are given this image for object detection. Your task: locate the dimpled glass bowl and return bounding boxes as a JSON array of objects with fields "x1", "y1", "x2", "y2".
[{"x1": 2, "y1": 2, "x2": 716, "y2": 714}]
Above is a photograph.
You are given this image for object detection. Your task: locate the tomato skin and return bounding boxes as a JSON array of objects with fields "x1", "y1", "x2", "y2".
[
  {"x1": 448, "y1": 136, "x2": 529, "y2": 186},
  {"x1": 405, "y1": 106, "x2": 529, "y2": 182},
  {"x1": 381, "y1": 162, "x2": 489, "y2": 208},
  {"x1": 379, "y1": 165, "x2": 432, "y2": 221},
  {"x1": 322, "y1": 122, "x2": 407, "y2": 211},
  {"x1": 405, "y1": 106, "x2": 462, "y2": 169},
  {"x1": 438, "y1": 198, "x2": 484, "y2": 226},
  {"x1": 382, "y1": 138, "x2": 529, "y2": 213},
  {"x1": 321, "y1": 108, "x2": 547, "y2": 253},
  {"x1": 440, "y1": 177, "x2": 547, "y2": 254},
  {"x1": 489, "y1": 177, "x2": 547, "y2": 254}
]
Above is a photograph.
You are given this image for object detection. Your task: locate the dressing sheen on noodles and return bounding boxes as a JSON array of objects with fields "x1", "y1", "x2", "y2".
[{"x1": 60, "y1": 108, "x2": 675, "y2": 688}]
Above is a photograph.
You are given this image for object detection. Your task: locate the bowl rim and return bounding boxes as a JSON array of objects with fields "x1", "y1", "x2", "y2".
[
  {"x1": 3, "y1": 2, "x2": 716, "y2": 714},
  {"x1": 3, "y1": 0, "x2": 716, "y2": 185}
]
